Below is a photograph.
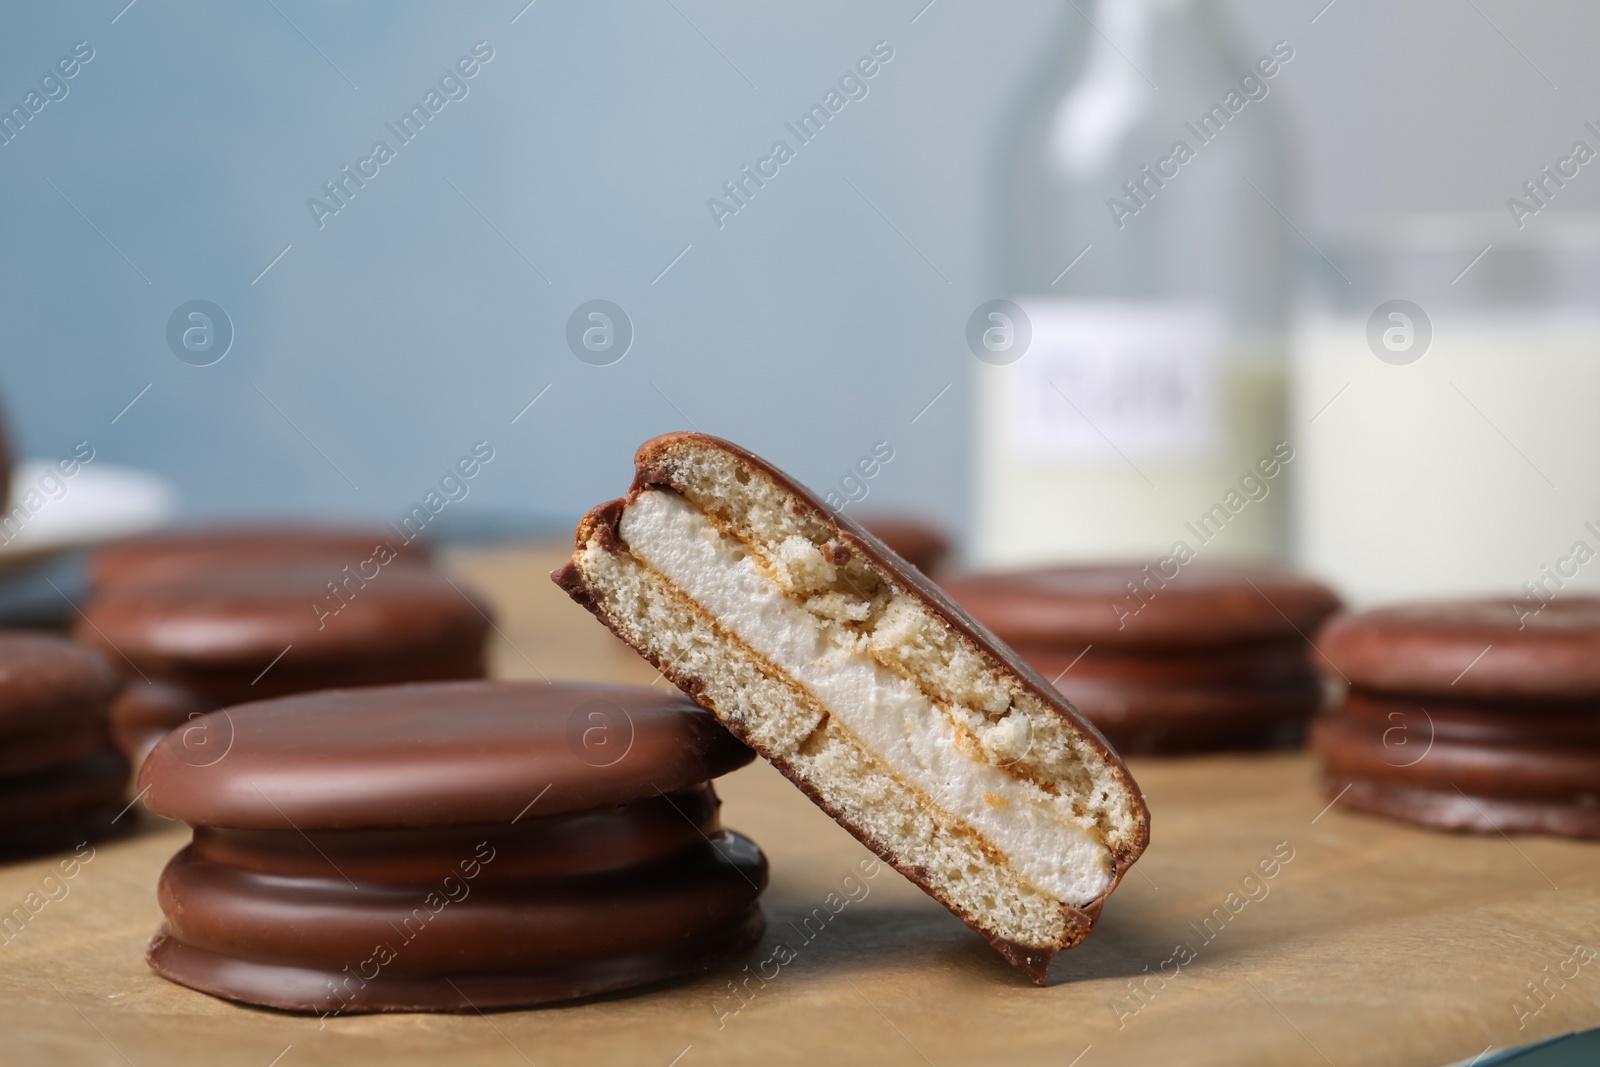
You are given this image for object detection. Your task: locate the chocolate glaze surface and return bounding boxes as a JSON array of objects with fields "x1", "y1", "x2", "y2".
[
  {"x1": 1331, "y1": 689, "x2": 1600, "y2": 745},
  {"x1": 1320, "y1": 598, "x2": 1600, "y2": 698},
  {"x1": 140, "y1": 680, "x2": 755, "y2": 828},
  {"x1": 105, "y1": 636, "x2": 490, "y2": 765},
  {"x1": 555, "y1": 432, "x2": 1152, "y2": 986},
  {"x1": 0, "y1": 632, "x2": 119, "y2": 739},
  {"x1": 1018, "y1": 640, "x2": 1328, "y2": 754},
  {"x1": 108, "y1": 643, "x2": 489, "y2": 741},
  {"x1": 148, "y1": 906, "x2": 765, "y2": 1014},
  {"x1": 1018, "y1": 639, "x2": 1317, "y2": 686},
  {"x1": 89, "y1": 524, "x2": 428, "y2": 592},
  {"x1": 80, "y1": 562, "x2": 489, "y2": 677},
  {"x1": 0, "y1": 632, "x2": 129, "y2": 854},
  {"x1": 942, "y1": 563, "x2": 1341, "y2": 649},
  {"x1": 1319, "y1": 776, "x2": 1600, "y2": 839},
  {"x1": 1314, "y1": 710, "x2": 1600, "y2": 800},
  {"x1": 189, "y1": 784, "x2": 721, "y2": 883},
  {"x1": 158, "y1": 831, "x2": 765, "y2": 973},
  {"x1": 1049, "y1": 674, "x2": 1323, "y2": 755},
  {"x1": 108, "y1": 682, "x2": 219, "y2": 766}
]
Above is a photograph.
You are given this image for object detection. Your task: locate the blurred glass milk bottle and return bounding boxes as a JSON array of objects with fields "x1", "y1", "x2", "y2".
[{"x1": 976, "y1": 0, "x2": 1296, "y2": 567}]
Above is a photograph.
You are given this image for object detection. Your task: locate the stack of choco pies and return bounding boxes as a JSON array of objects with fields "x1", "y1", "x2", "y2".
[
  {"x1": 943, "y1": 562, "x2": 1342, "y2": 754},
  {"x1": 1312, "y1": 598, "x2": 1600, "y2": 839},
  {"x1": 0, "y1": 632, "x2": 129, "y2": 857},
  {"x1": 138, "y1": 680, "x2": 768, "y2": 1013},
  {"x1": 77, "y1": 525, "x2": 491, "y2": 765}
]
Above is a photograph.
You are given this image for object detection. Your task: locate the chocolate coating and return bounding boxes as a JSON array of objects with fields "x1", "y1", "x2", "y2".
[
  {"x1": 89, "y1": 524, "x2": 428, "y2": 592},
  {"x1": 156, "y1": 831, "x2": 764, "y2": 976},
  {"x1": 148, "y1": 905, "x2": 764, "y2": 1014},
  {"x1": 189, "y1": 784, "x2": 723, "y2": 883},
  {"x1": 1018, "y1": 639, "x2": 1316, "y2": 686},
  {"x1": 82, "y1": 563, "x2": 488, "y2": 681},
  {"x1": 1010, "y1": 641, "x2": 1326, "y2": 753},
  {"x1": 140, "y1": 681, "x2": 756, "y2": 828},
  {"x1": 1053, "y1": 680, "x2": 1321, "y2": 754},
  {"x1": 944, "y1": 568, "x2": 1339, "y2": 755},
  {"x1": 106, "y1": 682, "x2": 218, "y2": 767},
  {"x1": 1314, "y1": 705, "x2": 1600, "y2": 800},
  {"x1": 1330, "y1": 689, "x2": 1600, "y2": 746},
  {"x1": 140, "y1": 681, "x2": 766, "y2": 1013},
  {"x1": 0, "y1": 633, "x2": 129, "y2": 855},
  {"x1": 942, "y1": 563, "x2": 1341, "y2": 649},
  {"x1": 1317, "y1": 776, "x2": 1600, "y2": 839},
  {"x1": 82, "y1": 563, "x2": 492, "y2": 759},
  {"x1": 0, "y1": 632, "x2": 120, "y2": 739},
  {"x1": 1319, "y1": 598, "x2": 1600, "y2": 699}
]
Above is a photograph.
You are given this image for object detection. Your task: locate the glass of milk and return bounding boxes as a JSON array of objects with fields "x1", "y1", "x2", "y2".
[{"x1": 1292, "y1": 213, "x2": 1600, "y2": 606}]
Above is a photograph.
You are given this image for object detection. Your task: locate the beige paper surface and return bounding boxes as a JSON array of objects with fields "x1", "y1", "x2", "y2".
[{"x1": 3, "y1": 545, "x2": 1596, "y2": 1066}]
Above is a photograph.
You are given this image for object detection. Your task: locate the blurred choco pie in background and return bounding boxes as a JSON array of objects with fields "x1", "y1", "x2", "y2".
[
  {"x1": 78, "y1": 524, "x2": 492, "y2": 765},
  {"x1": 0, "y1": 632, "x2": 127, "y2": 858}
]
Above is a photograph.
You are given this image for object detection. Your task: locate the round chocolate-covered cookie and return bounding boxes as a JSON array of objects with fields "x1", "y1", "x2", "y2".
[
  {"x1": 942, "y1": 563, "x2": 1341, "y2": 754},
  {"x1": 1312, "y1": 597, "x2": 1600, "y2": 839},
  {"x1": 88, "y1": 524, "x2": 428, "y2": 593},
  {"x1": 80, "y1": 562, "x2": 491, "y2": 764},
  {"x1": 140, "y1": 680, "x2": 766, "y2": 1013},
  {"x1": 0, "y1": 632, "x2": 129, "y2": 856}
]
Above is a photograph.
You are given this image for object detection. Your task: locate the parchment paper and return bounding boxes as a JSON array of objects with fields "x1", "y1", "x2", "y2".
[{"x1": 2, "y1": 545, "x2": 1596, "y2": 1066}]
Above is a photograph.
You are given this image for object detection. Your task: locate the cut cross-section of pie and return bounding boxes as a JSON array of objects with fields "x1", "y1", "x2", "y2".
[{"x1": 553, "y1": 433, "x2": 1150, "y2": 983}]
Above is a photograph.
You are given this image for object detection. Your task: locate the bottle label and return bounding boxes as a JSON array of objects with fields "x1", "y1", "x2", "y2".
[{"x1": 1005, "y1": 300, "x2": 1222, "y2": 461}]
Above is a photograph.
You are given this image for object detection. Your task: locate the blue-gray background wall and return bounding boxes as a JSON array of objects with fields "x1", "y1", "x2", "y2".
[{"x1": 3, "y1": 0, "x2": 1596, "y2": 546}]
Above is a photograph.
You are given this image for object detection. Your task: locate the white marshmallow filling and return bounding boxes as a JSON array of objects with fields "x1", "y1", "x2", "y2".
[{"x1": 618, "y1": 488, "x2": 1114, "y2": 906}]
